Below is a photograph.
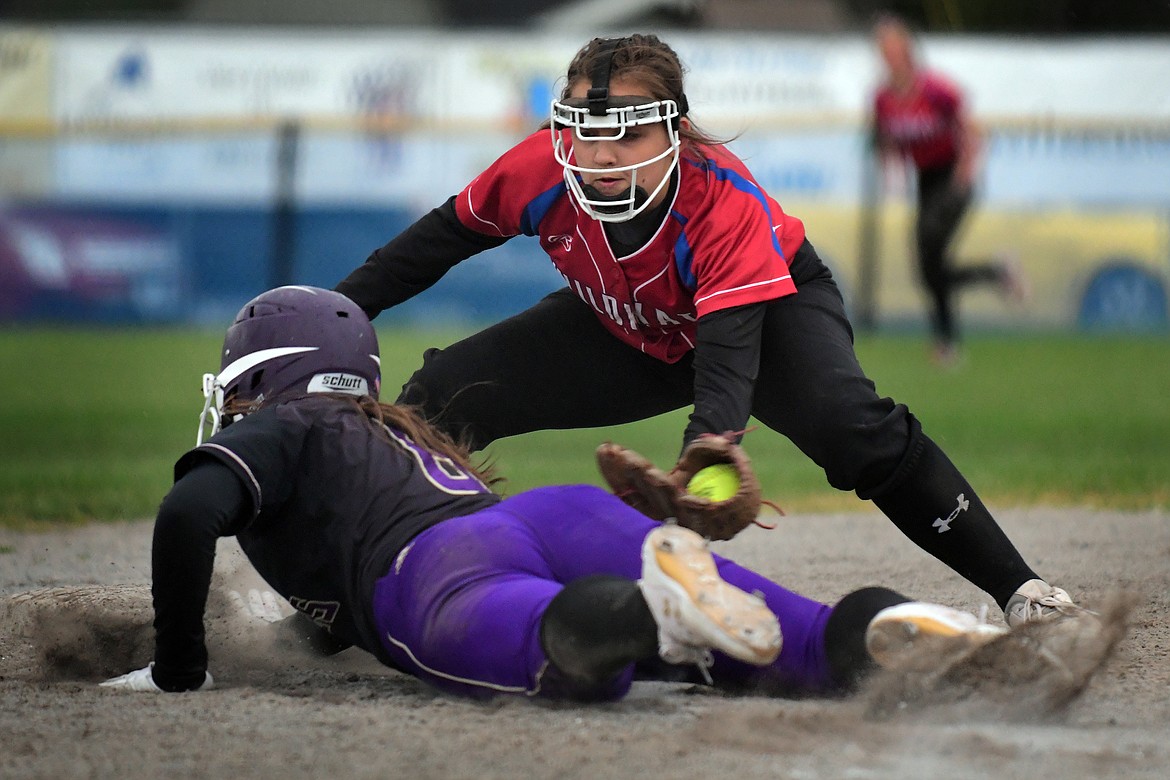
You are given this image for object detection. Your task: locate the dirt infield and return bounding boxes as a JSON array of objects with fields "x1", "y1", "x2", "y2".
[{"x1": 2, "y1": 506, "x2": 1168, "y2": 780}]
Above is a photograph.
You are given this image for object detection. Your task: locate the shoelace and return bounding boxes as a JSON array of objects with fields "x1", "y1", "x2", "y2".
[
  {"x1": 1037, "y1": 594, "x2": 1095, "y2": 616},
  {"x1": 1018, "y1": 593, "x2": 1095, "y2": 623},
  {"x1": 660, "y1": 644, "x2": 715, "y2": 684}
]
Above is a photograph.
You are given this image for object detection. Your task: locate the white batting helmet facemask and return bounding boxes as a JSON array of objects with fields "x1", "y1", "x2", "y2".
[{"x1": 550, "y1": 38, "x2": 687, "y2": 224}]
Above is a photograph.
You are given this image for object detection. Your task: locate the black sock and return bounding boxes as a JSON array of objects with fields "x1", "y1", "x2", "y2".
[
  {"x1": 823, "y1": 586, "x2": 909, "y2": 692},
  {"x1": 871, "y1": 432, "x2": 1038, "y2": 609},
  {"x1": 539, "y1": 575, "x2": 659, "y2": 700}
]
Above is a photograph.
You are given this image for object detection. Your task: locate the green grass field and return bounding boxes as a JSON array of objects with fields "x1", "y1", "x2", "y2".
[{"x1": 1, "y1": 326, "x2": 1166, "y2": 527}]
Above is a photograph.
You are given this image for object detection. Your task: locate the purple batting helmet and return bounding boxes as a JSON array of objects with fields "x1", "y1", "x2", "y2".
[{"x1": 197, "y1": 285, "x2": 380, "y2": 443}]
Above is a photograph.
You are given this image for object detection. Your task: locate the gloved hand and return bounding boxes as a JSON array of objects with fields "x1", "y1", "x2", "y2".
[{"x1": 100, "y1": 661, "x2": 213, "y2": 693}]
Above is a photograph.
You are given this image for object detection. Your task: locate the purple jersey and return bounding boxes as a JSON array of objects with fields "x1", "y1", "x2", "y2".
[{"x1": 176, "y1": 396, "x2": 499, "y2": 660}]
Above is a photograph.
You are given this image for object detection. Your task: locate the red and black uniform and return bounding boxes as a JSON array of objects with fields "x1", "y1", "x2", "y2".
[
  {"x1": 336, "y1": 128, "x2": 1041, "y2": 612},
  {"x1": 873, "y1": 71, "x2": 1001, "y2": 344},
  {"x1": 873, "y1": 71, "x2": 963, "y2": 172}
]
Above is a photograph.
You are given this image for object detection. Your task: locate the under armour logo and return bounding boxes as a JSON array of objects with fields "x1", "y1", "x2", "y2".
[
  {"x1": 547, "y1": 233, "x2": 573, "y2": 251},
  {"x1": 932, "y1": 493, "x2": 970, "y2": 533}
]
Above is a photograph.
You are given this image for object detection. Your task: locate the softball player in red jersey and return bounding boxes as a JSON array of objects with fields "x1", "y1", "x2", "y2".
[
  {"x1": 871, "y1": 13, "x2": 1026, "y2": 364},
  {"x1": 335, "y1": 34, "x2": 1077, "y2": 627}
]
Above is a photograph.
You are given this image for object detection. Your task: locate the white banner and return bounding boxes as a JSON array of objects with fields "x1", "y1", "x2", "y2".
[
  {"x1": 44, "y1": 29, "x2": 1170, "y2": 127},
  {"x1": 919, "y1": 38, "x2": 1170, "y2": 122},
  {"x1": 53, "y1": 29, "x2": 452, "y2": 123},
  {"x1": 0, "y1": 27, "x2": 1159, "y2": 208}
]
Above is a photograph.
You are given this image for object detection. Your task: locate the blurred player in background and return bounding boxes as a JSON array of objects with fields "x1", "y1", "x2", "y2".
[
  {"x1": 870, "y1": 12, "x2": 1029, "y2": 366},
  {"x1": 334, "y1": 35, "x2": 1077, "y2": 627},
  {"x1": 101, "y1": 285, "x2": 1006, "y2": 698}
]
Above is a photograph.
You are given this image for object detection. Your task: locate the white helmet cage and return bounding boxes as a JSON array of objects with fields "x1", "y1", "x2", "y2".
[{"x1": 550, "y1": 37, "x2": 689, "y2": 223}]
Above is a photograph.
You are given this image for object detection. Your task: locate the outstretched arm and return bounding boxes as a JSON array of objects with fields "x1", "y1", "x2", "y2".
[
  {"x1": 335, "y1": 196, "x2": 508, "y2": 320},
  {"x1": 682, "y1": 302, "x2": 766, "y2": 450},
  {"x1": 103, "y1": 460, "x2": 249, "y2": 692}
]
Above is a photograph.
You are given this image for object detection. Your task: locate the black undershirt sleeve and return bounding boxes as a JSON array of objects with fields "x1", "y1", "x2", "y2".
[
  {"x1": 150, "y1": 459, "x2": 251, "y2": 692},
  {"x1": 334, "y1": 196, "x2": 508, "y2": 320},
  {"x1": 683, "y1": 302, "x2": 767, "y2": 452}
]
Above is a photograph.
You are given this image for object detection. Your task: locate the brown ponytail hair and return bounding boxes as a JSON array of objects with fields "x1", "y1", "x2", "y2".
[
  {"x1": 358, "y1": 397, "x2": 501, "y2": 489},
  {"x1": 225, "y1": 394, "x2": 500, "y2": 489}
]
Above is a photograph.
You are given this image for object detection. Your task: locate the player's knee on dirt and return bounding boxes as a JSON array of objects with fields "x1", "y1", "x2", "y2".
[
  {"x1": 276, "y1": 612, "x2": 353, "y2": 656},
  {"x1": 539, "y1": 575, "x2": 658, "y2": 701},
  {"x1": 823, "y1": 587, "x2": 909, "y2": 693}
]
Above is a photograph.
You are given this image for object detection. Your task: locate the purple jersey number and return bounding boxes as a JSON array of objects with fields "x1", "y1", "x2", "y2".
[{"x1": 384, "y1": 425, "x2": 490, "y2": 496}]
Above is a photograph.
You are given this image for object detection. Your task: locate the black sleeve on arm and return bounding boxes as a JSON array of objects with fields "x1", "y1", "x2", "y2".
[
  {"x1": 682, "y1": 302, "x2": 767, "y2": 452},
  {"x1": 150, "y1": 458, "x2": 251, "y2": 692},
  {"x1": 334, "y1": 196, "x2": 508, "y2": 319}
]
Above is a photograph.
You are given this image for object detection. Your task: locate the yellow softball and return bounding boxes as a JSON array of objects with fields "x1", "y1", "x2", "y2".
[{"x1": 685, "y1": 464, "x2": 740, "y2": 501}]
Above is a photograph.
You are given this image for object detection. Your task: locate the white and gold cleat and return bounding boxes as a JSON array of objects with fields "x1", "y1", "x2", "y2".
[
  {"x1": 1004, "y1": 579, "x2": 1087, "y2": 627},
  {"x1": 638, "y1": 524, "x2": 782, "y2": 675},
  {"x1": 866, "y1": 602, "x2": 1007, "y2": 671}
]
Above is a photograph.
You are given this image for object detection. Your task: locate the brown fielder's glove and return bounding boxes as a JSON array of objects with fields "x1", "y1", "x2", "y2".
[{"x1": 596, "y1": 434, "x2": 765, "y2": 541}]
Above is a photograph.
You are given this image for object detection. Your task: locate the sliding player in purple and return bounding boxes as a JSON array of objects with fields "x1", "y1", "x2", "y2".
[
  {"x1": 334, "y1": 34, "x2": 1078, "y2": 627},
  {"x1": 101, "y1": 285, "x2": 1005, "y2": 699}
]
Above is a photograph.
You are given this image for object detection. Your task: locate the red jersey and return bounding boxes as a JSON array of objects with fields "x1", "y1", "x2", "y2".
[
  {"x1": 873, "y1": 70, "x2": 964, "y2": 171},
  {"x1": 453, "y1": 130, "x2": 804, "y2": 363}
]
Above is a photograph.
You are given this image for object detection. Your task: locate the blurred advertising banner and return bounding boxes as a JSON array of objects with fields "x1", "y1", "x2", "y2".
[
  {"x1": 0, "y1": 30, "x2": 54, "y2": 198},
  {"x1": 0, "y1": 29, "x2": 52, "y2": 124},
  {"x1": 45, "y1": 32, "x2": 1170, "y2": 127},
  {"x1": 0, "y1": 27, "x2": 1166, "y2": 327},
  {"x1": 53, "y1": 30, "x2": 470, "y2": 124},
  {"x1": 0, "y1": 207, "x2": 182, "y2": 321}
]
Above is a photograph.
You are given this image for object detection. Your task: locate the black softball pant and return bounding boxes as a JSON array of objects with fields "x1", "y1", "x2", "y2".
[
  {"x1": 916, "y1": 167, "x2": 1001, "y2": 344},
  {"x1": 396, "y1": 241, "x2": 1040, "y2": 606},
  {"x1": 400, "y1": 242, "x2": 910, "y2": 497}
]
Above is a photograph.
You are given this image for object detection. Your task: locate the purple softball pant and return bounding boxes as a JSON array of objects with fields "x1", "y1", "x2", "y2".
[{"x1": 372, "y1": 484, "x2": 834, "y2": 700}]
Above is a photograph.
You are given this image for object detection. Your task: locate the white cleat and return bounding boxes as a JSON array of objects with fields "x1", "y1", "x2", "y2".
[
  {"x1": 998, "y1": 251, "x2": 1033, "y2": 304},
  {"x1": 638, "y1": 524, "x2": 782, "y2": 679},
  {"x1": 1004, "y1": 579, "x2": 1088, "y2": 627},
  {"x1": 866, "y1": 602, "x2": 1007, "y2": 670},
  {"x1": 100, "y1": 662, "x2": 213, "y2": 693}
]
